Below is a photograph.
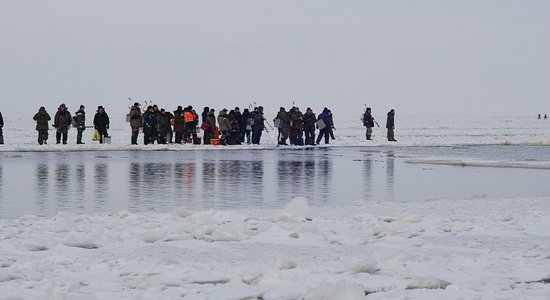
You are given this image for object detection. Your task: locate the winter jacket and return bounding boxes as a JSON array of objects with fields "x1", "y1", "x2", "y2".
[
  {"x1": 363, "y1": 112, "x2": 374, "y2": 127},
  {"x1": 290, "y1": 110, "x2": 304, "y2": 129},
  {"x1": 317, "y1": 108, "x2": 331, "y2": 129},
  {"x1": 274, "y1": 110, "x2": 290, "y2": 127},
  {"x1": 386, "y1": 111, "x2": 395, "y2": 129},
  {"x1": 142, "y1": 111, "x2": 158, "y2": 133},
  {"x1": 217, "y1": 111, "x2": 231, "y2": 132},
  {"x1": 303, "y1": 111, "x2": 316, "y2": 129},
  {"x1": 129, "y1": 106, "x2": 143, "y2": 127},
  {"x1": 206, "y1": 112, "x2": 216, "y2": 132},
  {"x1": 161, "y1": 112, "x2": 174, "y2": 132},
  {"x1": 74, "y1": 109, "x2": 86, "y2": 129},
  {"x1": 34, "y1": 107, "x2": 51, "y2": 130},
  {"x1": 54, "y1": 108, "x2": 72, "y2": 131},
  {"x1": 94, "y1": 112, "x2": 110, "y2": 129},
  {"x1": 173, "y1": 110, "x2": 185, "y2": 133}
]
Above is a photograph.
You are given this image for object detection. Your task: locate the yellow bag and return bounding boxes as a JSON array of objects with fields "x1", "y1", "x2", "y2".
[{"x1": 92, "y1": 129, "x2": 100, "y2": 141}]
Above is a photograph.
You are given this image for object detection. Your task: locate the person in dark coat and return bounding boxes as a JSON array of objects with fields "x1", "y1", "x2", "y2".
[
  {"x1": 251, "y1": 106, "x2": 266, "y2": 145},
  {"x1": 303, "y1": 107, "x2": 316, "y2": 146},
  {"x1": 241, "y1": 108, "x2": 252, "y2": 144},
  {"x1": 386, "y1": 109, "x2": 396, "y2": 142},
  {"x1": 173, "y1": 106, "x2": 185, "y2": 144},
  {"x1": 315, "y1": 107, "x2": 331, "y2": 145},
  {"x1": 129, "y1": 102, "x2": 142, "y2": 145},
  {"x1": 0, "y1": 111, "x2": 4, "y2": 144},
  {"x1": 203, "y1": 109, "x2": 216, "y2": 145},
  {"x1": 362, "y1": 107, "x2": 375, "y2": 140},
  {"x1": 33, "y1": 107, "x2": 51, "y2": 145},
  {"x1": 289, "y1": 107, "x2": 304, "y2": 145},
  {"x1": 54, "y1": 103, "x2": 71, "y2": 144},
  {"x1": 234, "y1": 107, "x2": 244, "y2": 143},
  {"x1": 74, "y1": 105, "x2": 86, "y2": 144},
  {"x1": 227, "y1": 110, "x2": 241, "y2": 145},
  {"x1": 158, "y1": 109, "x2": 173, "y2": 144},
  {"x1": 274, "y1": 107, "x2": 290, "y2": 145},
  {"x1": 328, "y1": 109, "x2": 336, "y2": 140},
  {"x1": 94, "y1": 106, "x2": 110, "y2": 144},
  {"x1": 143, "y1": 106, "x2": 159, "y2": 145}
]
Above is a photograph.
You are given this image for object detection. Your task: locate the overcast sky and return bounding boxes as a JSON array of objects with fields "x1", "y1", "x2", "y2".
[{"x1": 1, "y1": 0, "x2": 549, "y2": 117}]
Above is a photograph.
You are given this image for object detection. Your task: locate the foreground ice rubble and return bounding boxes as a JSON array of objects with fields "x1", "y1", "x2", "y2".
[{"x1": 1, "y1": 197, "x2": 550, "y2": 299}]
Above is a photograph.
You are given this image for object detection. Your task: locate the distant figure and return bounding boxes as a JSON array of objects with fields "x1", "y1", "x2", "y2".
[
  {"x1": 158, "y1": 108, "x2": 174, "y2": 144},
  {"x1": 94, "y1": 106, "x2": 110, "y2": 144},
  {"x1": 316, "y1": 107, "x2": 331, "y2": 145},
  {"x1": 33, "y1": 107, "x2": 51, "y2": 145},
  {"x1": 142, "y1": 106, "x2": 158, "y2": 145},
  {"x1": 328, "y1": 109, "x2": 336, "y2": 140},
  {"x1": 173, "y1": 106, "x2": 185, "y2": 144},
  {"x1": 0, "y1": 111, "x2": 4, "y2": 144},
  {"x1": 128, "y1": 102, "x2": 142, "y2": 145},
  {"x1": 274, "y1": 107, "x2": 290, "y2": 145},
  {"x1": 545, "y1": 114, "x2": 548, "y2": 120},
  {"x1": 74, "y1": 105, "x2": 86, "y2": 144},
  {"x1": 386, "y1": 109, "x2": 397, "y2": 142},
  {"x1": 251, "y1": 106, "x2": 266, "y2": 145},
  {"x1": 362, "y1": 107, "x2": 375, "y2": 140},
  {"x1": 538, "y1": 114, "x2": 541, "y2": 119},
  {"x1": 303, "y1": 107, "x2": 316, "y2": 146},
  {"x1": 241, "y1": 108, "x2": 252, "y2": 144},
  {"x1": 289, "y1": 107, "x2": 304, "y2": 145},
  {"x1": 54, "y1": 103, "x2": 71, "y2": 144}
]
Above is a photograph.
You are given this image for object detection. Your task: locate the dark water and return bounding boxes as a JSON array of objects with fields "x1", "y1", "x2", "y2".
[{"x1": 0, "y1": 146, "x2": 549, "y2": 219}]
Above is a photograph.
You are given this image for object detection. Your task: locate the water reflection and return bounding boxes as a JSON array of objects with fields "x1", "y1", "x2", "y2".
[
  {"x1": 363, "y1": 153, "x2": 373, "y2": 200},
  {"x1": 386, "y1": 151, "x2": 395, "y2": 201},
  {"x1": 55, "y1": 163, "x2": 70, "y2": 210},
  {"x1": 35, "y1": 163, "x2": 49, "y2": 212},
  {"x1": 94, "y1": 162, "x2": 109, "y2": 210}
]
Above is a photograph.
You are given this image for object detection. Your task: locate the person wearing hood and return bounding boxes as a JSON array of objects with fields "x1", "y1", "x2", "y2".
[
  {"x1": 74, "y1": 105, "x2": 86, "y2": 144},
  {"x1": 0, "y1": 111, "x2": 4, "y2": 144},
  {"x1": 203, "y1": 108, "x2": 216, "y2": 145},
  {"x1": 251, "y1": 106, "x2": 266, "y2": 145},
  {"x1": 315, "y1": 107, "x2": 331, "y2": 145},
  {"x1": 362, "y1": 107, "x2": 375, "y2": 140},
  {"x1": 386, "y1": 109, "x2": 396, "y2": 142},
  {"x1": 129, "y1": 102, "x2": 142, "y2": 145},
  {"x1": 54, "y1": 103, "x2": 71, "y2": 144},
  {"x1": 33, "y1": 106, "x2": 51, "y2": 145},
  {"x1": 94, "y1": 106, "x2": 110, "y2": 144}
]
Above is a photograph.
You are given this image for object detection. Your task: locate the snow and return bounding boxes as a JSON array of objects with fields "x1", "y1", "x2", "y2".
[{"x1": 0, "y1": 114, "x2": 549, "y2": 298}]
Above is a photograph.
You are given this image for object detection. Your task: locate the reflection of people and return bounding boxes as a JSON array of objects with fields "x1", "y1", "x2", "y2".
[
  {"x1": 94, "y1": 106, "x2": 110, "y2": 144},
  {"x1": 362, "y1": 107, "x2": 375, "y2": 140},
  {"x1": 34, "y1": 107, "x2": 51, "y2": 145},
  {"x1": 386, "y1": 109, "x2": 397, "y2": 142},
  {"x1": 54, "y1": 103, "x2": 71, "y2": 144},
  {"x1": 0, "y1": 111, "x2": 4, "y2": 144}
]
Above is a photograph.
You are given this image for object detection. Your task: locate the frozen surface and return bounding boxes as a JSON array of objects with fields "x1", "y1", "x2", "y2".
[
  {"x1": 1, "y1": 198, "x2": 550, "y2": 299},
  {"x1": 0, "y1": 115, "x2": 549, "y2": 298}
]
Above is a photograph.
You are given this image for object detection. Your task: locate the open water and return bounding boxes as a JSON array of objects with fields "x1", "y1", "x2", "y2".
[{"x1": 0, "y1": 145, "x2": 549, "y2": 219}]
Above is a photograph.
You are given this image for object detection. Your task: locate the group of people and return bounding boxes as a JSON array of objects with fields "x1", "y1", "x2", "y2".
[
  {"x1": 127, "y1": 102, "x2": 270, "y2": 146},
  {"x1": 0, "y1": 104, "x2": 399, "y2": 146},
  {"x1": 537, "y1": 114, "x2": 548, "y2": 120},
  {"x1": 32, "y1": 104, "x2": 110, "y2": 145},
  {"x1": 362, "y1": 108, "x2": 397, "y2": 142}
]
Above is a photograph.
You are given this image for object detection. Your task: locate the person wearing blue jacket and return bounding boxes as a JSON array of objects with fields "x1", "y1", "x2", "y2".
[
  {"x1": 142, "y1": 106, "x2": 159, "y2": 145},
  {"x1": 316, "y1": 107, "x2": 331, "y2": 145}
]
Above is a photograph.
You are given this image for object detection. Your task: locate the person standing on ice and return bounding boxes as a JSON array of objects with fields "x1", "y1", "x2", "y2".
[
  {"x1": 53, "y1": 103, "x2": 71, "y2": 144},
  {"x1": 0, "y1": 111, "x2": 4, "y2": 144},
  {"x1": 274, "y1": 107, "x2": 290, "y2": 145},
  {"x1": 386, "y1": 109, "x2": 397, "y2": 142},
  {"x1": 74, "y1": 105, "x2": 86, "y2": 144},
  {"x1": 251, "y1": 106, "x2": 266, "y2": 145},
  {"x1": 142, "y1": 105, "x2": 159, "y2": 145},
  {"x1": 315, "y1": 107, "x2": 331, "y2": 145},
  {"x1": 303, "y1": 107, "x2": 316, "y2": 146},
  {"x1": 129, "y1": 102, "x2": 142, "y2": 145},
  {"x1": 362, "y1": 107, "x2": 375, "y2": 140},
  {"x1": 33, "y1": 107, "x2": 51, "y2": 145},
  {"x1": 327, "y1": 109, "x2": 336, "y2": 140},
  {"x1": 93, "y1": 106, "x2": 110, "y2": 144}
]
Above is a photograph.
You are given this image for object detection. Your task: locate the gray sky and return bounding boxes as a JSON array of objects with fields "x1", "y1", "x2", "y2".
[{"x1": 1, "y1": 0, "x2": 549, "y2": 117}]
